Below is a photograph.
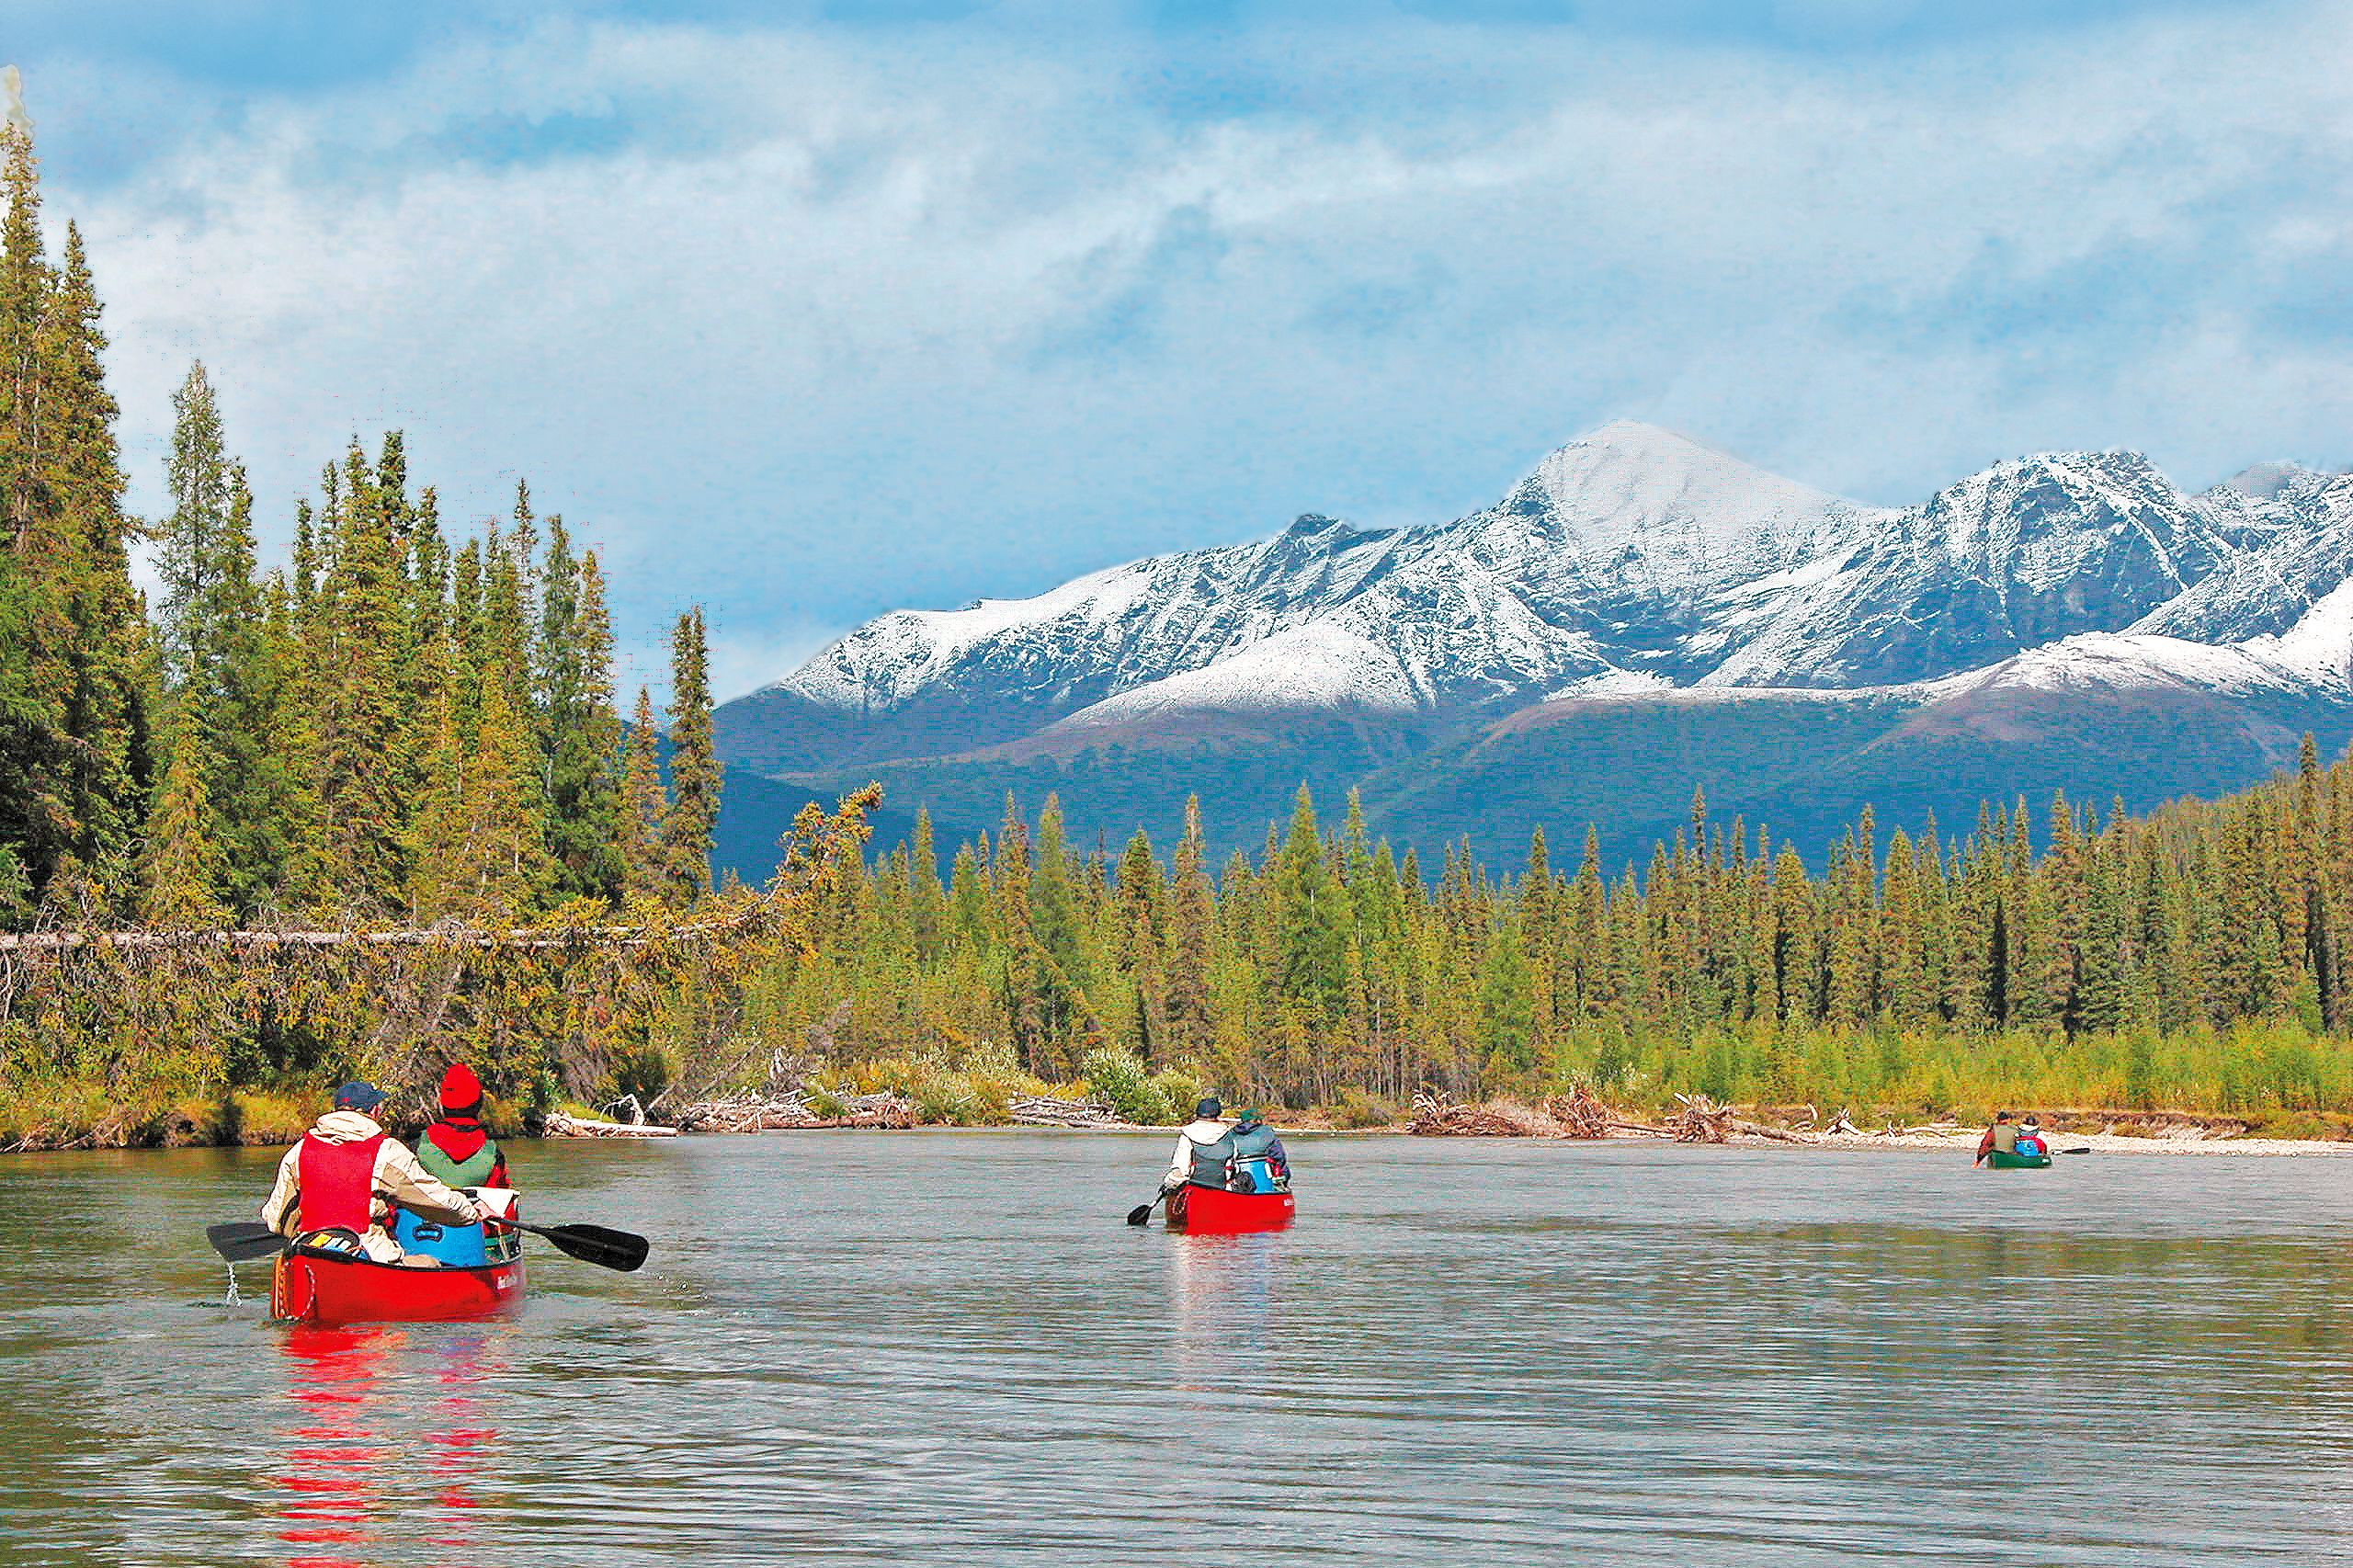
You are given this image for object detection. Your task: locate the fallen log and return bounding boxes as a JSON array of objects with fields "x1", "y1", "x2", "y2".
[{"x1": 1728, "y1": 1118, "x2": 1815, "y2": 1144}]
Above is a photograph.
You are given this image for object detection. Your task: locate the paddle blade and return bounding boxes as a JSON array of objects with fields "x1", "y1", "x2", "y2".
[
  {"x1": 520, "y1": 1221, "x2": 649, "y2": 1273},
  {"x1": 208, "y1": 1221, "x2": 290, "y2": 1263},
  {"x1": 1127, "y1": 1203, "x2": 1154, "y2": 1227},
  {"x1": 2062, "y1": 1145, "x2": 2092, "y2": 1154}
]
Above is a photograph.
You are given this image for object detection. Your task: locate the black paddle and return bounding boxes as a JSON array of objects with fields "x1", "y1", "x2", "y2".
[
  {"x1": 208, "y1": 1221, "x2": 292, "y2": 1263},
  {"x1": 505, "y1": 1219, "x2": 649, "y2": 1272},
  {"x1": 2060, "y1": 1145, "x2": 2092, "y2": 1155},
  {"x1": 205, "y1": 1217, "x2": 649, "y2": 1273},
  {"x1": 1127, "y1": 1190, "x2": 1170, "y2": 1227}
]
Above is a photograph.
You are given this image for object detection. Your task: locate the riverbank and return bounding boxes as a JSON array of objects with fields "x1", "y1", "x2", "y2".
[{"x1": 11, "y1": 1074, "x2": 2353, "y2": 1155}]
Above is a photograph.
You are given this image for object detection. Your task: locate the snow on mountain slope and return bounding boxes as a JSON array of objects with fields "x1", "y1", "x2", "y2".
[
  {"x1": 1455, "y1": 420, "x2": 1880, "y2": 609},
  {"x1": 776, "y1": 514, "x2": 1415, "y2": 714},
  {"x1": 1697, "y1": 450, "x2": 2242, "y2": 688},
  {"x1": 721, "y1": 424, "x2": 2353, "y2": 778},
  {"x1": 2129, "y1": 472, "x2": 2353, "y2": 644},
  {"x1": 739, "y1": 421, "x2": 1867, "y2": 760}
]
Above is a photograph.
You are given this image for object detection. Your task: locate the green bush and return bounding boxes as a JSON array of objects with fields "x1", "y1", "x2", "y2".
[{"x1": 1083, "y1": 1049, "x2": 1177, "y2": 1126}]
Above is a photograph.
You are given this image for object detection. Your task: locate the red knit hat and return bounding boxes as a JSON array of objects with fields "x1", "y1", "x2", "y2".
[{"x1": 438, "y1": 1062, "x2": 484, "y2": 1112}]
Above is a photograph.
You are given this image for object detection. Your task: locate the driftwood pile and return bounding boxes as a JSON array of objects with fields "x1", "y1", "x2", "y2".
[
  {"x1": 601, "y1": 1086, "x2": 1131, "y2": 1135},
  {"x1": 543, "y1": 1110, "x2": 678, "y2": 1139},
  {"x1": 673, "y1": 1088, "x2": 922, "y2": 1131},
  {"x1": 673, "y1": 1093, "x2": 828, "y2": 1133},
  {"x1": 1408, "y1": 1088, "x2": 1617, "y2": 1139},
  {"x1": 1409, "y1": 1086, "x2": 1820, "y2": 1145},
  {"x1": 1670, "y1": 1094, "x2": 1734, "y2": 1143},
  {"x1": 1550, "y1": 1085, "x2": 1613, "y2": 1139},
  {"x1": 1009, "y1": 1093, "x2": 1124, "y2": 1128},
  {"x1": 1409, "y1": 1091, "x2": 1558, "y2": 1137}
]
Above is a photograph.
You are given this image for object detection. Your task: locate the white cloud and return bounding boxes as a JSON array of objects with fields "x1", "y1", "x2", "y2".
[{"x1": 46, "y1": 4, "x2": 2353, "y2": 699}]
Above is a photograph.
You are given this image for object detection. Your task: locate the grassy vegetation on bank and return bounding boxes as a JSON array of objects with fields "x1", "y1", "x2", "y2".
[{"x1": 15, "y1": 1017, "x2": 2353, "y2": 1151}]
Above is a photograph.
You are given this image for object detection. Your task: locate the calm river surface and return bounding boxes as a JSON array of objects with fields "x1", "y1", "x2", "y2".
[{"x1": 6, "y1": 1133, "x2": 2353, "y2": 1564}]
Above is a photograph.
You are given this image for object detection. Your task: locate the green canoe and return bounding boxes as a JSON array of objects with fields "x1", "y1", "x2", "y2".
[{"x1": 1987, "y1": 1148, "x2": 2052, "y2": 1169}]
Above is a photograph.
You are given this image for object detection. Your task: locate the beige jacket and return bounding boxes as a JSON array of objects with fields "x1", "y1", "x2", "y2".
[
  {"x1": 262, "y1": 1109, "x2": 484, "y2": 1263},
  {"x1": 1163, "y1": 1118, "x2": 1232, "y2": 1189}
]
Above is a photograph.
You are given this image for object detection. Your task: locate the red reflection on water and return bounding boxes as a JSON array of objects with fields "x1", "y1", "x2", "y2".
[
  {"x1": 1167, "y1": 1232, "x2": 1279, "y2": 1393},
  {"x1": 275, "y1": 1326, "x2": 394, "y2": 1563},
  {"x1": 271, "y1": 1322, "x2": 507, "y2": 1568}
]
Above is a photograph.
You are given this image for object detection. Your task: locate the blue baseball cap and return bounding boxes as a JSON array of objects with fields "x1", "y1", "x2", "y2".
[
  {"x1": 332, "y1": 1081, "x2": 388, "y2": 1112},
  {"x1": 1195, "y1": 1096, "x2": 1222, "y2": 1119}
]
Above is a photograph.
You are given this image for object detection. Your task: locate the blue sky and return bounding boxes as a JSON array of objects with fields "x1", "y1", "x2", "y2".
[{"x1": 12, "y1": 0, "x2": 2347, "y2": 699}]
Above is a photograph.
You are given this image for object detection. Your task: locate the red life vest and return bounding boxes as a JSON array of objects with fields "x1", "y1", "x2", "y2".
[{"x1": 295, "y1": 1132, "x2": 385, "y2": 1234}]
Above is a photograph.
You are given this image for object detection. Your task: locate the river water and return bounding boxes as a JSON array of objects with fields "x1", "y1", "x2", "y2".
[{"x1": 5, "y1": 1133, "x2": 2353, "y2": 1565}]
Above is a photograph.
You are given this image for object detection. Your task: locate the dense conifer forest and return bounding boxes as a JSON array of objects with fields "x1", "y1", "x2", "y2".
[
  {"x1": 2, "y1": 109, "x2": 2349, "y2": 1148},
  {"x1": 0, "y1": 119, "x2": 719, "y2": 934},
  {"x1": 789, "y1": 764, "x2": 2353, "y2": 1131}
]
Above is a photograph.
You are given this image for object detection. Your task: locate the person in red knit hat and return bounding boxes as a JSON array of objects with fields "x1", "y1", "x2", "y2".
[{"x1": 415, "y1": 1062, "x2": 510, "y2": 1190}]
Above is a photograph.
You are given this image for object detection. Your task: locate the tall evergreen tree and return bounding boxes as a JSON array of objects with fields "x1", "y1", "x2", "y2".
[
  {"x1": 538, "y1": 529, "x2": 626, "y2": 903},
  {"x1": 617, "y1": 686, "x2": 669, "y2": 901},
  {"x1": 663, "y1": 608, "x2": 720, "y2": 904}
]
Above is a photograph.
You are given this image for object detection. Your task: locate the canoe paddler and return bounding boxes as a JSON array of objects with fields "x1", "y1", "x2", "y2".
[
  {"x1": 1162, "y1": 1096, "x2": 1237, "y2": 1193},
  {"x1": 416, "y1": 1063, "x2": 509, "y2": 1189},
  {"x1": 1228, "y1": 1108, "x2": 1290, "y2": 1193},
  {"x1": 262, "y1": 1082, "x2": 501, "y2": 1267},
  {"x1": 1974, "y1": 1110, "x2": 2019, "y2": 1167}
]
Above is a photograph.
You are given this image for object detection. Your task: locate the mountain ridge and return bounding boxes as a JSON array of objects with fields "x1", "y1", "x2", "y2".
[{"x1": 712, "y1": 423, "x2": 2353, "y2": 866}]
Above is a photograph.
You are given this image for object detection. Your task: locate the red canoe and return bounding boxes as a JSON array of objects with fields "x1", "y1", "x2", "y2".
[
  {"x1": 271, "y1": 1243, "x2": 525, "y2": 1327},
  {"x1": 1166, "y1": 1182, "x2": 1296, "y2": 1234}
]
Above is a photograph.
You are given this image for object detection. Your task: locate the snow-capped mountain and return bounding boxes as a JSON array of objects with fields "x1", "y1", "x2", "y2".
[{"x1": 717, "y1": 421, "x2": 2352, "y2": 781}]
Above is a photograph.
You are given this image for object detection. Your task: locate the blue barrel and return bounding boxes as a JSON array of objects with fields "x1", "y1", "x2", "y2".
[{"x1": 392, "y1": 1208, "x2": 492, "y2": 1267}]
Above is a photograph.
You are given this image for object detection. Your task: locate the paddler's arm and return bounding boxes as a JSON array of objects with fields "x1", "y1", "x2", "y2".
[
  {"x1": 1164, "y1": 1129, "x2": 1193, "y2": 1189},
  {"x1": 261, "y1": 1145, "x2": 302, "y2": 1236},
  {"x1": 377, "y1": 1142, "x2": 486, "y2": 1226}
]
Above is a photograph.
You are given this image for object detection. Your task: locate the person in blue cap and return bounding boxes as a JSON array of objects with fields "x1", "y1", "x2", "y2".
[
  {"x1": 261, "y1": 1081, "x2": 497, "y2": 1265},
  {"x1": 1227, "y1": 1108, "x2": 1290, "y2": 1193},
  {"x1": 1162, "y1": 1096, "x2": 1237, "y2": 1193}
]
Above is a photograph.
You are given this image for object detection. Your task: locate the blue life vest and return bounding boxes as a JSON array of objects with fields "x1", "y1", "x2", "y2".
[{"x1": 2014, "y1": 1135, "x2": 2047, "y2": 1159}]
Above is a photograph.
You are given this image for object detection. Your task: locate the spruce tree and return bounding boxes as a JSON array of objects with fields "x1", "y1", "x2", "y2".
[
  {"x1": 617, "y1": 687, "x2": 669, "y2": 901},
  {"x1": 155, "y1": 361, "x2": 233, "y2": 693},
  {"x1": 140, "y1": 727, "x2": 228, "y2": 927},
  {"x1": 0, "y1": 136, "x2": 154, "y2": 905},
  {"x1": 663, "y1": 608, "x2": 720, "y2": 904},
  {"x1": 539, "y1": 534, "x2": 626, "y2": 903},
  {"x1": 312, "y1": 444, "x2": 413, "y2": 910},
  {"x1": 1272, "y1": 785, "x2": 1349, "y2": 1027},
  {"x1": 1165, "y1": 796, "x2": 1216, "y2": 1061}
]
